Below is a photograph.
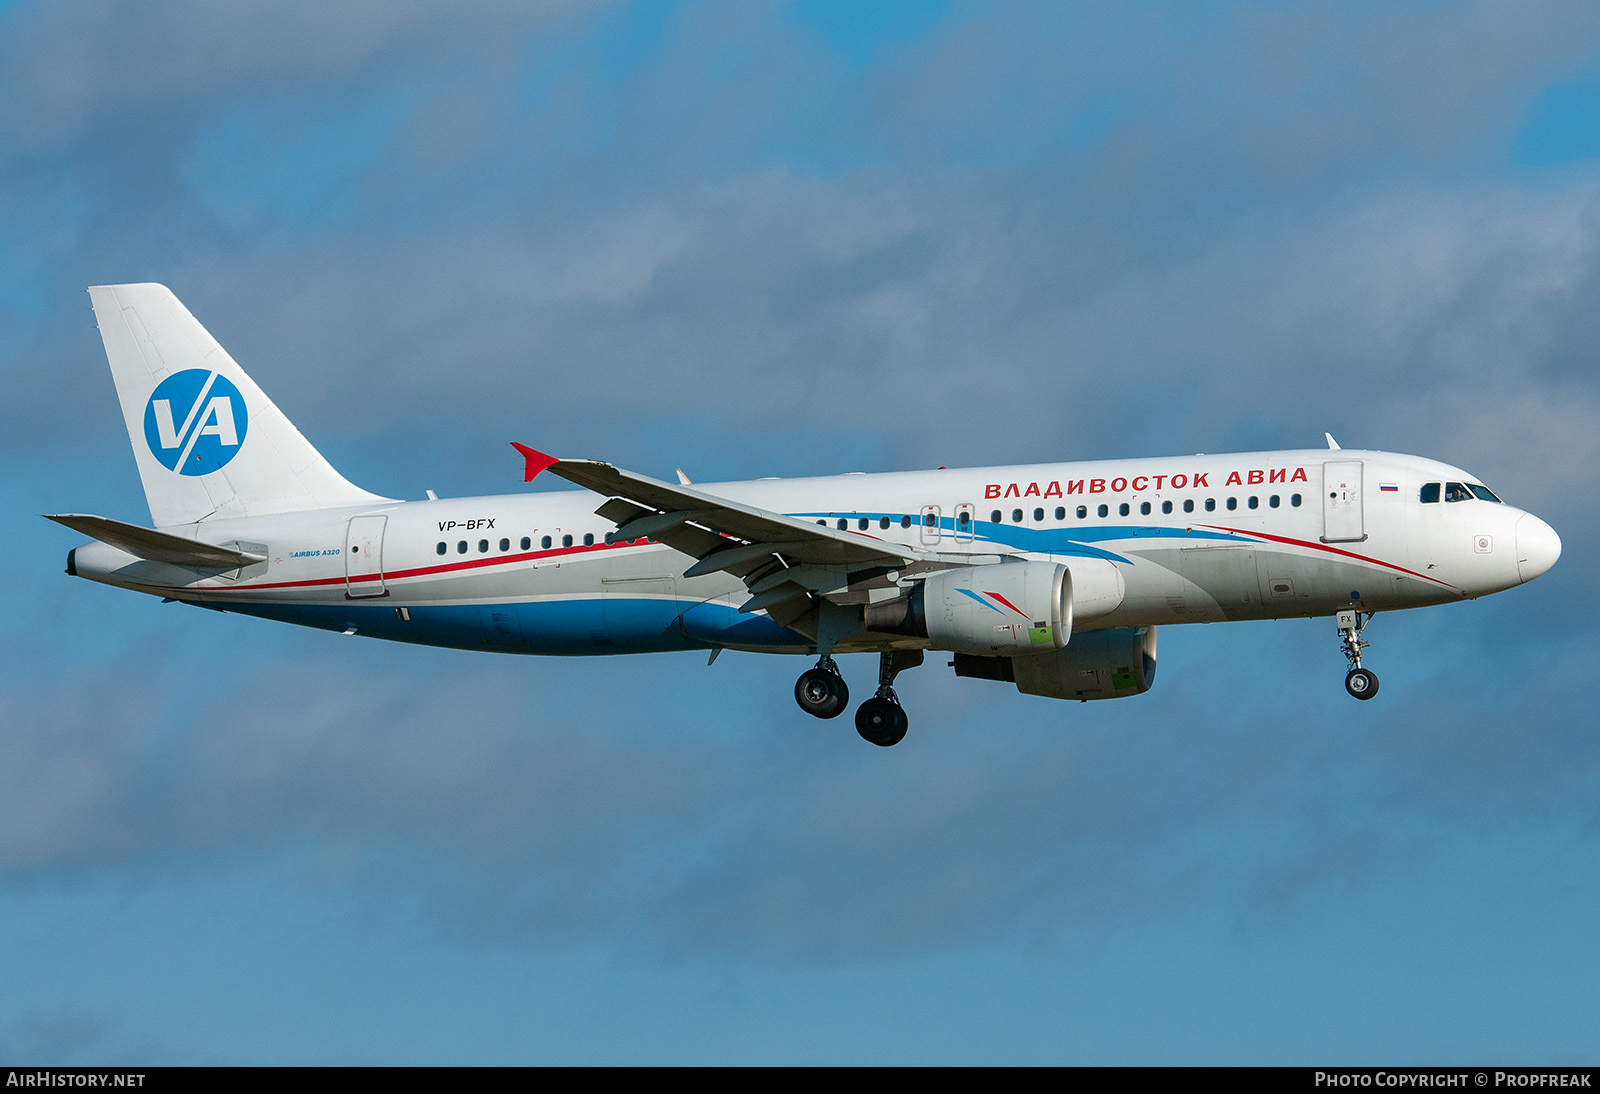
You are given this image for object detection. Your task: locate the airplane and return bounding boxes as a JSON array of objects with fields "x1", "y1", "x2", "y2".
[{"x1": 50, "y1": 284, "x2": 1562, "y2": 746}]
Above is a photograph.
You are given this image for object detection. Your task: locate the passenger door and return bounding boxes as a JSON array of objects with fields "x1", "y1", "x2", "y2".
[
  {"x1": 345, "y1": 515, "x2": 388, "y2": 598},
  {"x1": 1321, "y1": 461, "x2": 1365, "y2": 543}
]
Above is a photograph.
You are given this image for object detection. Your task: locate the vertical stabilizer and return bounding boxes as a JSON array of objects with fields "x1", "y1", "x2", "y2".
[{"x1": 88, "y1": 283, "x2": 391, "y2": 527}]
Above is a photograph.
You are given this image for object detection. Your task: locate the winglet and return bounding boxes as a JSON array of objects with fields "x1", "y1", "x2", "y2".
[
  {"x1": 511, "y1": 443, "x2": 560, "y2": 482},
  {"x1": 1325, "y1": 432, "x2": 1342, "y2": 450}
]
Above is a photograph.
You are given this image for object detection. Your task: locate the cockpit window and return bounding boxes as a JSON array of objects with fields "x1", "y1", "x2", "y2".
[
  {"x1": 1468, "y1": 483, "x2": 1502, "y2": 503},
  {"x1": 1445, "y1": 482, "x2": 1472, "y2": 502},
  {"x1": 1419, "y1": 483, "x2": 1440, "y2": 504}
]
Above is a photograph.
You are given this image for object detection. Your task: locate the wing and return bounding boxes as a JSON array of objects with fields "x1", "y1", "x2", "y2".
[{"x1": 512, "y1": 444, "x2": 1000, "y2": 626}]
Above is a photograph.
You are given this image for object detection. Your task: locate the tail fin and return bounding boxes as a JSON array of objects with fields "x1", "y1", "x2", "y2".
[{"x1": 88, "y1": 283, "x2": 391, "y2": 527}]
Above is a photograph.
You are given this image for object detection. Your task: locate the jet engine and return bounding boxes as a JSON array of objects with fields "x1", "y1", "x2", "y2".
[
  {"x1": 864, "y1": 560, "x2": 1070, "y2": 655},
  {"x1": 863, "y1": 556, "x2": 1126, "y2": 657},
  {"x1": 951, "y1": 626, "x2": 1158, "y2": 701}
]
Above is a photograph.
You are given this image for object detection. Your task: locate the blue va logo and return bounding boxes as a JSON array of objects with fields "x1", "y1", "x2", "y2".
[{"x1": 143, "y1": 369, "x2": 249, "y2": 476}]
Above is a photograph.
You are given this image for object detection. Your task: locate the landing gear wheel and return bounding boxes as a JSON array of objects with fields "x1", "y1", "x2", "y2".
[
  {"x1": 1335, "y1": 610, "x2": 1380, "y2": 701},
  {"x1": 855, "y1": 695, "x2": 908, "y2": 747},
  {"x1": 1344, "y1": 667, "x2": 1379, "y2": 700},
  {"x1": 795, "y1": 667, "x2": 849, "y2": 719}
]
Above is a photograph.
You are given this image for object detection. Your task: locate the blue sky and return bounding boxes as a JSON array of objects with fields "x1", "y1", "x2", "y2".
[{"x1": 3, "y1": 0, "x2": 1599, "y2": 1064}]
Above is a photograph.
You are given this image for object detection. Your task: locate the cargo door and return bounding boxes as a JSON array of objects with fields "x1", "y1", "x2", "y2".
[
  {"x1": 483, "y1": 606, "x2": 525, "y2": 647},
  {"x1": 604, "y1": 574, "x2": 676, "y2": 635},
  {"x1": 1179, "y1": 545, "x2": 1258, "y2": 615}
]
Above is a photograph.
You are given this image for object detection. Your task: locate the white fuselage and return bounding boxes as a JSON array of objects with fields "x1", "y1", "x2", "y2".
[{"x1": 68, "y1": 448, "x2": 1559, "y2": 658}]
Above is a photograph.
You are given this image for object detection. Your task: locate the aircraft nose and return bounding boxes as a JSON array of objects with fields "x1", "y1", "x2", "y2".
[{"x1": 1515, "y1": 513, "x2": 1561, "y2": 584}]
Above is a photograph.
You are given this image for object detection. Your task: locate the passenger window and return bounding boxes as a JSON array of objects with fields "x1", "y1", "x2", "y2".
[
  {"x1": 1248, "y1": 496, "x2": 1258, "y2": 510},
  {"x1": 457, "y1": 541, "x2": 468, "y2": 554},
  {"x1": 1055, "y1": 507, "x2": 1066, "y2": 520},
  {"x1": 1205, "y1": 499, "x2": 1216, "y2": 512},
  {"x1": 837, "y1": 518, "x2": 848, "y2": 530},
  {"x1": 1269, "y1": 495, "x2": 1279, "y2": 508},
  {"x1": 1097, "y1": 504, "x2": 1109, "y2": 518},
  {"x1": 1226, "y1": 498, "x2": 1237, "y2": 511},
  {"x1": 990, "y1": 510, "x2": 1002, "y2": 523},
  {"x1": 541, "y1": 536, "x2": 552, "y2": 549},
  {"x1": 900, "y1": 515, "x2": 912, "y2": 529},
  {"x1": 499, "y1": 538, "x2": 510, "y2": 552},
  {"x1": 1076, "y1": 506, "x2": 1087, "y2": 519},
  {"x1": 521, "y1": 537, "x2": 531, "y2": 550},
  {"x1": 1119, "y1": 503, "x2": 1130, "y2": 516},
  {"x1": 1162, "y1": 500, "x2": 1172, "y2": 514},
  {"x1": 436, "y1": 542, "x2": 447, "y2": 556},
  {"x1": 1445, "y1": 482, "x2": 1471, "y2": 502},
  {"x1": 1419, "y1": 483, "x2": 1440, "y2": 503},
  {"x1": 562, "y1": 534, "x2": 573, "y2": 547},
  {"x1": 858, "y1": 517, "x2": 869, "y2": 531},
  {"x1": 1012, "y1": 509, "x2": 1023, "y2": 523},
  {"x1": 1184, "y1": 499, "x2": 1194, "y2": 513},
  {"x1": 1033, "y1": 507, "x2": 1044, "y2": 521},
  {"x1": 584, "y1": 533, "x2": 594, "y2": 546},
  {"x1": 880, "y1": 517, "x2": 891, "y2": 529},
  {"x1": 1140, "y1": 502, "x2": 1151, "y2": 515},
  {"x1": 479, "y1": 539, "x2": 489, "y2": 552},
  {"x1": 1291, "y1": 494, "x2": 1302, "y2": 507},
  {"x1": 956, "y1": 511, "x2": 970, "y2": 526}
]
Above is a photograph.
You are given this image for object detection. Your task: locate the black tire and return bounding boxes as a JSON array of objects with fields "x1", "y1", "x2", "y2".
[
  {"x1": 795, "y1": 668, "x2": 849, "y2": 719},
  {"x1": 855, "y1": 696, "x2": 908, "y2": 747},
  {"x1": 1344, "y1": 667, "x2": 1379, "y2": 700}
]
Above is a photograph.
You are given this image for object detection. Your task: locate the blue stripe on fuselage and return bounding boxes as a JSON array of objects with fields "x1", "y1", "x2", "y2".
[
  {"x1": 187, "y1": 596, "x2": 806, "y2": 655},
  {"x1": 793, "y1": 512, "x2": 1251, "y2": 562}
]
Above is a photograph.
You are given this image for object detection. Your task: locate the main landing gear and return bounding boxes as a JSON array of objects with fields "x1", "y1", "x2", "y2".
[
  {"x1": 794, "y1": 656, "x2": 849, "y2": 719},
  {"x1": 1337, "y1": 609, "x2": 1379, "y2": 700},
  {"x1": 855, "y1": 650, "x2": 922, "y2": 748},
  {"x1": 793, "y1": 650, "x2": 924, "y2": 746}
]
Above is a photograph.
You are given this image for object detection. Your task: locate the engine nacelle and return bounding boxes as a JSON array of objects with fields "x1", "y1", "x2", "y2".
[
  {"x1": 865, "y1": 561, "x2": 1070, "y2": 655},
  {"x1": 951, "y1": 626, "x2": 1158, "y2": 701},
  {"x1": 923, "y1": 561, "x2": 1070, "y2": 655}
]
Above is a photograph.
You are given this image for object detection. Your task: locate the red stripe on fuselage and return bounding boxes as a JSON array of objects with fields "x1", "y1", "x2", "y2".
[
  {"x1": 148, "y1": 537, "x2": 653, "y2": 594},
  {"x1": 1195, "y1": 525, "x2": 1457, "y2": 589}
]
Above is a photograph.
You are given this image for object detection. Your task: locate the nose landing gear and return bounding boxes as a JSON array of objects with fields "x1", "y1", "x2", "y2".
[{"x1": 1337, "y1": 609, "x2": 1379, "y2": 700}]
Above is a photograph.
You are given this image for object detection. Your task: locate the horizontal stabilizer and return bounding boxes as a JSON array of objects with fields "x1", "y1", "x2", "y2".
[{"x1": 45, "y1": 513, "x2": 266, "y2": 568}]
